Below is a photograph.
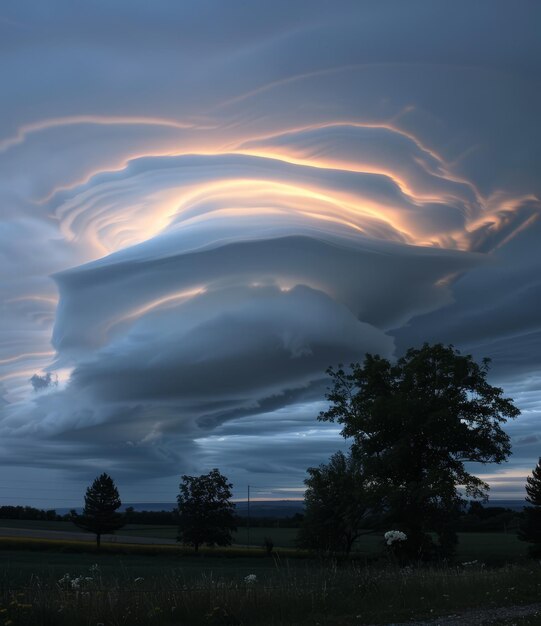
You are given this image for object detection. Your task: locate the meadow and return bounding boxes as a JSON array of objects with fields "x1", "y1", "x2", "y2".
[
  {"x1": 0, "y1": 527, "x2": 537, "y2": 625},
  {"x1": 0, "y1": 519, "x2": 529, "y2": 562},
  {"x1": 1, "y1": 549, "x2": 541, "y2": 625},
  {"x1": 0, "y1": 520, "x2": 537, "y2": 624}
]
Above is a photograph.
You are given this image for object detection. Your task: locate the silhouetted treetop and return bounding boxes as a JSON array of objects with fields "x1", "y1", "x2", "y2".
[{"x1": 318, "y1": 343, "x2": 520, "y2": 559}]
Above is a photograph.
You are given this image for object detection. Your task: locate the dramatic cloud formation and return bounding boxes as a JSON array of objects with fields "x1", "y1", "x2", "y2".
[{"x1": 1, "y1": 0, "x2": 540, "y2": 504}]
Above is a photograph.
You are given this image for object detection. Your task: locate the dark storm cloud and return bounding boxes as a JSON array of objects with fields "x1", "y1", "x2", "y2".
[{"x1": 1, "y1": 0, "x2": 540, "y2": 502}]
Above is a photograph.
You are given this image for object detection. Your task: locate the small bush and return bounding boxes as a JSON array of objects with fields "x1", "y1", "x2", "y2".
[
  {"x1": 526, "y1": 543, "x2": 541, "y2": 559},
  {"x1": 262, "y1": 536, "x2": 274, "y2": 556}
]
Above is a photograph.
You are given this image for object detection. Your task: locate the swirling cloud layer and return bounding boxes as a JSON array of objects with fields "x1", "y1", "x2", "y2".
[{"x1": 1, "y1": 0, "x2": 540, "y2": 504}]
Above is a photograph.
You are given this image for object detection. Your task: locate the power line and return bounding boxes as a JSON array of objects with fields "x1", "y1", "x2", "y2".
[{"x1": 247, "y1": 484, "x2": 250, "y2": 548}]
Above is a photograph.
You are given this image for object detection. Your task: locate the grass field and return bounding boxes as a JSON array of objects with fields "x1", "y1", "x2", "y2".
[
  {"x1": 0, "y1": 525, "x2": 535, "y2": 625},
  {"x1": 0, "y1": 549, "x2": 285, "y2": 585},
  {"x1": 0, "y1": 534, "x2": 525, "y2": 581},
  {"x1": 126, "y1": 528, "x2": 530, "y2": 563},
  {"x1": 0, "y1": 550, "x2": 539, "y2": 625},
  {"x1": 0, "y1": 519, "x2": 75, "y2": 532},
  {"x1": 0, "y1": 519, "x2": 530, "y2": 562}
]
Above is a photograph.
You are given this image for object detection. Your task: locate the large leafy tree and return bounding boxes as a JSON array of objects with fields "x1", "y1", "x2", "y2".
[
  {"x1": 177, "y1": 468, "x2": 237, "y2": 552},
  {"x1": 72, "y1": 473, "x2": 125, "y2": 550},
  {"x1": 298, "y1": 450, "x2": 374, "y2": 554},
  {"x1": 319, "y1": 343, "x2": 520, "y2": 558},
  {"x1": 518, "y1": 458, "x2": 541, "y2": 551}
]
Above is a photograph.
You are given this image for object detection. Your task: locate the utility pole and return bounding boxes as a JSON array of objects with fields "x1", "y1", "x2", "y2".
[{"x1": 247, "y1": 484, "x2": 250, "y2": 548}]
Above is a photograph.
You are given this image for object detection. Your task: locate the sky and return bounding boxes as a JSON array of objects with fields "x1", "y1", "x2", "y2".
[{"x1": 1, "y1": 0, "x2": 540, "y2": 508}]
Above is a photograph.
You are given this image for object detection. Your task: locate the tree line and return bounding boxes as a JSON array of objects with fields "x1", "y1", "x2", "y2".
[{"x1": 0, "y1": 498, "x2": 522, "y2": 533}]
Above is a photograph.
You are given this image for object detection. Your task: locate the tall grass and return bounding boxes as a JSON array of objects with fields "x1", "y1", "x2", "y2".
[{"x1": 1, "y1": 559, "x2": 541, "y2": 625}]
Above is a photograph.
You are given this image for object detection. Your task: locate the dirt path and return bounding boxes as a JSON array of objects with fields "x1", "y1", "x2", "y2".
[
  {"x1": 0, "y1": 526, "x2": 176, "y2": 545},
  {"x1": 379, "y1": 602, "x2": 541, "y2": 625}
]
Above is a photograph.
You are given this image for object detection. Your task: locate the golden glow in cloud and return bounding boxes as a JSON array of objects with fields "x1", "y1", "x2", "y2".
[
  {"x1": 38, "y1": 120, "x2": 537, "y2": 265},
  {"x1": 0, "y1": 114, "x2": 214, "y2": 153},
  {"x1": 4, "y1": 116, "x2": 538, "y2": 414},
  {"x1": 106, "y1": 287, "x2": 207, "y2": 335}
]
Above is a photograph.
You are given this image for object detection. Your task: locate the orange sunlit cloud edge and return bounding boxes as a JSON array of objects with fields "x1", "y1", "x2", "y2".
[{"x1": 1, "y1": 1, "x2": 540, "y2": 505}]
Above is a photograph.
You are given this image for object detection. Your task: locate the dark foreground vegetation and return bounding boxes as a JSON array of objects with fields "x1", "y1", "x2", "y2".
[{"x1": 1, "y1": 546, "x2": 541, "y2": 625}]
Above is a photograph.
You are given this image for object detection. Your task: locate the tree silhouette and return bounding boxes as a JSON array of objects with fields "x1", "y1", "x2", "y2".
[
  {"x1": 519, "y1": 458, "x2": 541, "y2": 551},
  {"x1": 72, "y1": 473, "x2": 125, "y2": 550},
  {"x1": 177, "y1": 468, "x2": 236, "y2": 552},
  {"x1": 319, "y1": 343, "x2": 520, "y2": 559},
  {"x1": 298, "y1": 450, "x2": 374, "y2": 554},
  {"x1": 526, "y1": 458, "x2": 541, "y2": 506}
]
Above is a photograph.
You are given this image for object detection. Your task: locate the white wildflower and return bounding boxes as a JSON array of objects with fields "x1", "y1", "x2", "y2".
[{"x1": 384, "y1": 530, "x2": 407, "y2": 546}]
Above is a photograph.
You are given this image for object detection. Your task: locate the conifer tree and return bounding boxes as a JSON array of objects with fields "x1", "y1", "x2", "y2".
[
  {"x1": 519, "y1": 459, "x2": 541, "y2": 551},
  {"x1": 526, "y1": 459, "x2": 541, "y2": 506},
  {"x1": 72, "y1": 473, "x2": 125, "y2": 550}
]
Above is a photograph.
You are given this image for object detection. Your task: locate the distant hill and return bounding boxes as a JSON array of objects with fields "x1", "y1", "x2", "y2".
[
  {"x1": 121, "y1": 503, "x2": 175, "y2": 512},
  {"x1": 57, "y1": 499, "x2": 524, "y2": 517},
  {"x1": 55, "y1": 503, "x2": 175, "y2": 515},
  {"x1": 57, "y1": 500, "x2": 305, "y2": 518},
  {"x1": 486, "y1": 499, "x2": 526, "y2": 511},
  {"x1": 233, "y1": 500, "x2": 304, "y2": 518}
]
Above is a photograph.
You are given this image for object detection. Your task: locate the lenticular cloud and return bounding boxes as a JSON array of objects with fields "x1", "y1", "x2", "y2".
[
  {"x1": 1, "y1": 1, "x2": 540, "y2": 493},
  {"x1": 42, "y1": 123, "x2": 520, "y2": 455},
  {"x1": 2, "y1": 118, "x2": 537, "y2": 478}
]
